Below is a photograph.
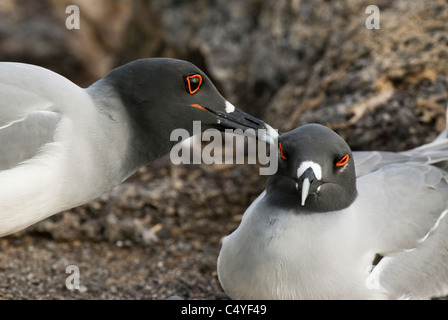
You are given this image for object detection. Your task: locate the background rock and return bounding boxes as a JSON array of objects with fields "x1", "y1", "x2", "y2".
[{"x1": 1, "y1": 0, "x2": 447, "y2": 299}]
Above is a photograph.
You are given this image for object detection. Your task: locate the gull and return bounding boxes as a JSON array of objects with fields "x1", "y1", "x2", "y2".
[
  {"x1": 0, "y1": 58, "x2": 276, "y2": 237},
  {"x1": 218, "y1": 122, "x2": 448, "y2": 299}
]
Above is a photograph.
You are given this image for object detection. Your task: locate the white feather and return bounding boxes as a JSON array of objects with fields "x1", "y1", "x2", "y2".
[{"x1": 0, "y1": 62, "x2": 133, "y2": 237}]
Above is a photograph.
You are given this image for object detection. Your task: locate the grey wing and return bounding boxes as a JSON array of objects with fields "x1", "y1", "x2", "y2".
[
  {"x1": 346, "y1": 115, "x2": 448, "y2": 298},
  {"x1": 0, "y1": 62, "x2": 80, "y2": 169},
  {"x1": 353, "y1": 163, "x2": 448, "y2": 299},
  {"x1": 353, "y1": 151, "x2": 410, "y2": 177},
  {"x1": 353, "y1": 137, "x2": 448, "y2": 177},
  {"x1": 372, "y1": 222, "x2": 448, "y2": 299},
  {"x1": 0, "y1": 62, "x2": 61, "y2": 127},
  {"x1": 0, "y1": 111, "x2": 61, "y2": 170},
  {"x1": 404, "y1": 138, "x2": 448, "y2": 172}
]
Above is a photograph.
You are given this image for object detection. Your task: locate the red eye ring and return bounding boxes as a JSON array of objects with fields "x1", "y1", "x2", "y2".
[
  {"x1": 279, "y1": 142, "x2": 287, "y2": 160},
  {"x1": 336, "y1": 154, "x2": 349, "y2": 167},
  {"x1": 186, "y1": 74, "x2": 203, "y2": 94}
]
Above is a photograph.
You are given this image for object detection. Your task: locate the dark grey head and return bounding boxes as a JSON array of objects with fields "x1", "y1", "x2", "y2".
[
  {"x1": 267, "y1": 124, "x2": 357, "y2": 213},
  {"x1": 94, "y1": 58, "x2": 270, "y2": 166}
]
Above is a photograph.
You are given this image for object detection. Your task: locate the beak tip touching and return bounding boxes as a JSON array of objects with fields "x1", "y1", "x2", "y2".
[{"x1": 261, "y1": 123, "x2": 279, "y2": 145}]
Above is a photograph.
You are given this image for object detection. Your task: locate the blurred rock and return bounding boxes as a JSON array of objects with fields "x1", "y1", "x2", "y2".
[
  {"x1": 145, "y1": 0, "x2": 448, "y2": 151},
  {"x1": 2, "y1": 0, "x2": 446, "y2": 148},
  {"x1": 0, "y1": 0, "x2": 132, "y2": 86}
]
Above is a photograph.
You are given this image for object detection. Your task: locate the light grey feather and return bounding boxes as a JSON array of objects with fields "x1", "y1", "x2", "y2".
[{"x1": 0, "y1": 111, "x2": 60, "y2": 170}]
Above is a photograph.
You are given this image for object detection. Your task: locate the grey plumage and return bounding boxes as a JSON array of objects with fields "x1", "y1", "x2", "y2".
[
  {"x1": 0, "y1": 58, "x2": 273, "y2": 237},
  {"x1": 218, "y1": 122, "x2": 448, "y2": 299},
  {"x1": 0, "y1": 111, "x2": 60, "y2": 170}
]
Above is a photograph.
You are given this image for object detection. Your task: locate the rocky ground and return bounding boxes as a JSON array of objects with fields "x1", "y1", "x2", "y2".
[
  {"x1": 0, "y1": 154, "x2": 266, "y2": 299},
  {"x1": 1, "y1": 0, "x2": 448, "y2": 300}
]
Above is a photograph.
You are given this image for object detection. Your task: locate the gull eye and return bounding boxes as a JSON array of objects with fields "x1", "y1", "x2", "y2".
[
  {"x1": 185, "y1": 74, "x2": 203, "y2": 94},
  {"x1": 279, "y1": 142, "x2": 288, "y2": 160},
  {"x1": 335, "y1": 154, "x2": 349, "y2": 167}
]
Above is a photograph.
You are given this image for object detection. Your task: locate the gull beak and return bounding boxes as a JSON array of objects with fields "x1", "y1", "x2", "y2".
[
  {"x1": 258, "y1": 123, "x2": 279, "y2": 145},
  {"x1": 297, "y1": 166, "x2": 319, "y2": 206},
  {"x1": 191, "y1": 100, "x2": 279, "y2": 144},
  {"x1": 213, "y1": 101, "x2": 266, "y2": 132},
  {"x1": 301, "y1": 177, "x2": 311, "y2": 206}
]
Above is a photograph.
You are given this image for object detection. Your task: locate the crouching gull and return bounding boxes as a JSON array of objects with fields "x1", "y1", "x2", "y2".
[
  {"x1": 218, "y1": 122, "x2": 448, "y2": 299},
  {"x1": 0, "y1": 58, "x2": 277, "y2": 237}
]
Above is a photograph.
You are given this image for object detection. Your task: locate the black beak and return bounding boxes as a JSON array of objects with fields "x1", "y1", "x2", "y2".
[
  {"x1": 215, "y1": 108, "x2": 278, "y2": 145},
  {"x1": 215, "y1": 108, "x2": 264, "y2": 131},
  {"x1": 190, "y1": 102, "x2": 278, "y2": 144}
]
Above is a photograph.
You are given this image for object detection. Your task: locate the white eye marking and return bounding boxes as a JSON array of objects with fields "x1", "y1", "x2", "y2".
[
  {"x1": 296, "y1": 161, "x2": 322, "y2": 180},
  {"x1": 225, "y1": 100, "x2": 235, "y2": 113}
]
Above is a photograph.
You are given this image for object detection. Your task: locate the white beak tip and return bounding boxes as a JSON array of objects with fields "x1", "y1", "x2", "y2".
[
  {"x1": 301, "y1": 177, "x2": 311, "y2": 207},
  {"x1": 262, "y1": 123, "x2": 279, "y2": 145}
]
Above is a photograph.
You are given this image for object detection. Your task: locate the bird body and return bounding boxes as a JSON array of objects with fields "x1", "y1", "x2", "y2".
[
  {"x1": 0, "y1": 58, "x2": 273, "y2": 237},
  {"x1": 218, "y1": 123, "x2": 448, "y2": 299},
  {"x1": 0, "y1": 62, "x2": 115, "y2": 235}
]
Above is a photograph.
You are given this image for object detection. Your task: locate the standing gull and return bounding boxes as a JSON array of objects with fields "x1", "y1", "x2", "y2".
[{"x1": 0, "y1": 58, "x2": 276, "y2": 237}]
